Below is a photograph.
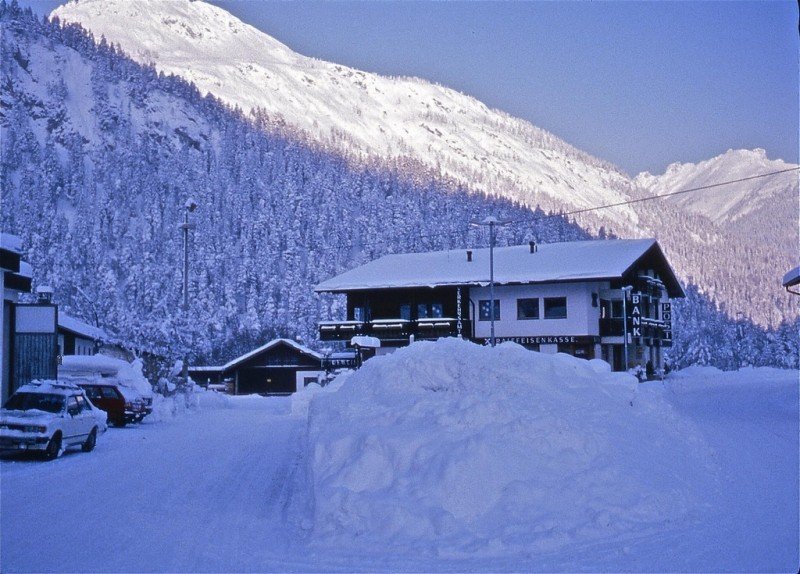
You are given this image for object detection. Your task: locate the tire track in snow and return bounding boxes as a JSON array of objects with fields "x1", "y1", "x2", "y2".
[{"x1": 1, "y1": 397, "x2": 310, "y2": 572}]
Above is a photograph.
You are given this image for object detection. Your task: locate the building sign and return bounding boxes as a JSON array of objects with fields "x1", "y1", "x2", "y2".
[
  {"x1": 477, "y1": 335, "x2": 600, "y2": 345},
  {"x1": 661, "y1": 302, "x2": 673, "y2": 347},
  {"x1": 628, "y1": 293, "x2": 643, "y2": 340}
]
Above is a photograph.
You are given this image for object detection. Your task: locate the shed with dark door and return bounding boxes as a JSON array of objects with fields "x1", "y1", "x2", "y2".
[{"x1": 190, "y1": 339, "x2": 324, "y2": 395}]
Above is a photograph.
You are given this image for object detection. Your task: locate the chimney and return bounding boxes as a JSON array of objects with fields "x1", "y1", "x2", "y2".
[
  {"x1": 466, "y1": 250, "x2": 473, "y2": 262},
  {"x1": 529, "y1": 241, "x2": 537, "y2": 253},
  {"x1": 36, "y1": 286, "x2": 54, "y2": 305}
]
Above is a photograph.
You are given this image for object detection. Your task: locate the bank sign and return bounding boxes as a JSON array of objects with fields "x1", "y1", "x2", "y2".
[
  {"x1": 626, "y1": 294, "x2": 673, "y2": 346},
  {"x1": 629, "y1": 294, "x2": 644, "y2": 338}
]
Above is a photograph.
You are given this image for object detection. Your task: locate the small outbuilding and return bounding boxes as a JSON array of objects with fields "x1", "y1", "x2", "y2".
[
  {"x1": 189, "y1": 339, "x2": 324, "y2": 395},
  {"x1": 58, "y1": 314, "x2": 106, "y2": 356}
]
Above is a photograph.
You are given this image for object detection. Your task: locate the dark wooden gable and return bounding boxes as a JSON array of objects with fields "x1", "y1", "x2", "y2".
[
  {"x1": 234, "y1": 341, "x2": 321, "y2": 371},
  {"x1": 620, "y1": 242, "x2": 685, "y2": 298}
]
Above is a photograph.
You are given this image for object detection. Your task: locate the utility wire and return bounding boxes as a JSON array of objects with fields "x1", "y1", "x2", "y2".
[
  {"x1": 527, "y1": 166, "x2": 799, "y2": 222},
  {"x1": 322, "y1": 167, "x2": 799, "y2": 249}
]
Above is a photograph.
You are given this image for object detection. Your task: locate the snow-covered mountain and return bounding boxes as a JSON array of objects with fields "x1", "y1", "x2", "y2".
[
  {"x1": 2, "y1": 4, "x2": 593, "y2": 364},
  {"x1": 49, "y1": 0, "x2": 799, "y2": 328},
  {"x1": 3, "y1": 0, "x2": 794, "y2": 333},
  {"x1": 635, "y1": 148, "x2": 797, "y2": 226},
  {"x1": 51, "y1": 0, "x2": 640, "y2": 230}
]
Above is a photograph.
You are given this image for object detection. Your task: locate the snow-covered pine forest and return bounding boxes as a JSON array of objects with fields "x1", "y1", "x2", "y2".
[
  {"x1": 1, "y1": 3, "x2": 797, "y2": 370},
  {"x1": 50, "y1": 0, "x2": 800, "y2": 330}
]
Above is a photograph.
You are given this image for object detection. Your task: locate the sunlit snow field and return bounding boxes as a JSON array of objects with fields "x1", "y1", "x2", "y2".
[{"x1": 2, "y1": 340, "x2": 797, "y2": 572}]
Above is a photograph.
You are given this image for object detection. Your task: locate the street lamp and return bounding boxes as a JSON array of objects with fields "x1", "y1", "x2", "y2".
[
  {"x1": 180, "y1": 199, "x2": 197, "y2": 384},
  {"x1": 621, "y1": 285, "x2": 633, "y2": 371},
  {"x1": 470, "y1": 216, "x2": 510, "y2": 347}
]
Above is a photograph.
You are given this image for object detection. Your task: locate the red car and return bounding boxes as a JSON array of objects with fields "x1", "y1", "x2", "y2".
[{"x1": 78, "y1": 383, "x2": 144, "y2": 427}]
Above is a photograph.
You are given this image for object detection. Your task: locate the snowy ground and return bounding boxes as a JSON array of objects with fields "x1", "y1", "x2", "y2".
[{"x1": 1, "y1": 344, "x2": 798, "y2": 572}]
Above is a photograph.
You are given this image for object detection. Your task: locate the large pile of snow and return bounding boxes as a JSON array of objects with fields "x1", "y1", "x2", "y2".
[
  {"x1": 148, "y1": 386, "x2": 229, "y2": 422},
  {"x1": 306, "y1": 338, "x2": 716, "y2": 556}
]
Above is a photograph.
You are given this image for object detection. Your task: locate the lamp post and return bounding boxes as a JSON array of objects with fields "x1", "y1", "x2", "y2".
[
  {"x1": 470, "y1": 216, "x2": 510, "y2": 347},
  {"x1": 621, "y1": 285, "x2": 633, "y2": 371},
  {"x1": 180, "y1": 199, "x2": 197, "y2": 384}
]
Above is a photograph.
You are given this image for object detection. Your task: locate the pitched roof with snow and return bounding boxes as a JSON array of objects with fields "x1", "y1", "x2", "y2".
[
  {"x1": 190, "y1": 339, "x2": 323, "y2": 374},
  {"x1": 0, "y1": 233, "x2": 23, "y2": 253},
  {"x1": 58, "y1": 314, "x2": 107, "y2": 341},
  {"x1": 783, "y1": 266, "x2": 800, "y2": 289},
  {"x1": 316, "y1": 239, "x2": 684, "y2": 297}
]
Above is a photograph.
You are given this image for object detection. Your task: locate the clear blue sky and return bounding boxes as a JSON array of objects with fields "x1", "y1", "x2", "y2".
[{"x1": 16, "y1": 0, "x2": 800, "y2": 175}]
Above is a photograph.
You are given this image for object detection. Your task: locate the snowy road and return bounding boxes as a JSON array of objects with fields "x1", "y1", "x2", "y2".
[
  {"x1": 1, "y1": 396, "x2": 313, "y2": 573},
  {"x1": 2, "y1": 367, "x2": 798, "y2": 573}
]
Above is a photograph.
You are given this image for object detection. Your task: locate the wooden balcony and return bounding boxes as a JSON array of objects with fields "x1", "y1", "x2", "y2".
[{"x1": 319, "y1": 318, "x2": 472, "y2": 342}]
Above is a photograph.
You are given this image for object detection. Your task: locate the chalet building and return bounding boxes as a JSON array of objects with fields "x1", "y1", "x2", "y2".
[
  {"x1": 315, "y1": 239, "x2": 684, "y2": 372},
  {"x1": 58, "y1": 314, "x2": 106, "y2": 357},
  {"x1": 189, "y1": 339, "x2": 325, "y2": 395}
]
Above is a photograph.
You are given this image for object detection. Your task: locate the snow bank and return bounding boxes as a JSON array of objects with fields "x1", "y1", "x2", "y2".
[
  {"x1": 306, "y1": 338, "x2": 715, "y2": 555},
  {"x1": 148, "y1": 386, "x2": 229, "y2": 422}
]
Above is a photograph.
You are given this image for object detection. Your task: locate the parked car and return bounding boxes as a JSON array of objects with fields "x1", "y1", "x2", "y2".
[
  {"x1": 59, "y1": 355, "x2": 154, "y2": 420},
  {"x1": 0, "y1": 381, "x2": 106, "y2": 460},
  {"x1": 78, "y1": 382, "x2": 143, "y2": 427},
  {"x1": 116, "y1": 385, "x2": 148, "y2": 423}
]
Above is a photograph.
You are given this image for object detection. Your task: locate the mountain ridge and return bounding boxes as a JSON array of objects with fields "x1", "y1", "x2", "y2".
[
  {"x1": 26, "y1": 0, "x2": 800, "y2": 326},
  {"x1": 2, "y1": 2, "x2": 797, "y2": 370}
]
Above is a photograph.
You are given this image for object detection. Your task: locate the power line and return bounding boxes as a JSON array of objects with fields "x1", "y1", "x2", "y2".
[
  {"x1": 320, "y1": 167, "x2": 799, "y2": 250},
  {"x1": 509, "y1": 166, "x2": 799, "y2": 224}
]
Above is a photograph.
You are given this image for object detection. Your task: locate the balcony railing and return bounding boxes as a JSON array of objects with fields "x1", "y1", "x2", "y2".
[
  {"x1": 600, "y1": 318, "x2": 670, "y2": 340},
  {"x1": 319, "y1": 318, "x2": 472, "y2": 342}
]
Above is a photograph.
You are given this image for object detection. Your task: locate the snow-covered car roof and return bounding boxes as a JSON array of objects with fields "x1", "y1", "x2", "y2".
[
  {"x1": 116, "y1": 386, "x2": 142, "y2": 401},
  {"x1": 13, "y1": 380, "x2": 85, "y2": 396},
  {"x1": 59, "y1": 354, "x2": 128, "y2": 376},
  {"x1": 59, "y1": 354, "x2": 153, "y2": 396}
]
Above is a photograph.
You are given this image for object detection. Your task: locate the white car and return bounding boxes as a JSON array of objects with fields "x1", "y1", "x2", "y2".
[{"x1": 0, "y1": 381, "x2": 107, "y2": 460}]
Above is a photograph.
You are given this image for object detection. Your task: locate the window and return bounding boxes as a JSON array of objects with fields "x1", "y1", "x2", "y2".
[
  {"x1": 353, "y1": 306, "x2": 366, "y2": 322},
  {"x1": 544, "y1": 297, "x2": 567, "y2": 319},
  {"x1": 516, "y1": 298, "x2": 539, "y2": 320},
  {"x1": 479, "y1": 300, "x2": 500, "y2": 321},
  {"x1": 67, "y1": 396, "x2": 80, "y2": 415},
  {"x1": 400, "y1": 305, "x2": 411, "y2": 321},
  {"x1": 417, "y1": 303, "x2": 444, "y2": 319}
]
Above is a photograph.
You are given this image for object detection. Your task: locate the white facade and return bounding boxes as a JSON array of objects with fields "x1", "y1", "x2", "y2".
[{"x1": 470, "y1": 281, "x2": 608, "y2": 340}]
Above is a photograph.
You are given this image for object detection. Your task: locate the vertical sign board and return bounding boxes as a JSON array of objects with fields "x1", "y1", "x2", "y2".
[
  {"x1": 13, "y1": 304, "x2": 58, "y2": 391},
  {"x1": 628, "y1": 293, "x2": 643, "y2": 342},
  {"x1": 661, "y1": 302, "x2": 673, "y2": 347}
]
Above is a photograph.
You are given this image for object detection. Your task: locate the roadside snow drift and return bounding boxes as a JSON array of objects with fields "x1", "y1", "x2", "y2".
[{"x1": 307, "y1": 338, "x2": 715, "y2": 555}]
